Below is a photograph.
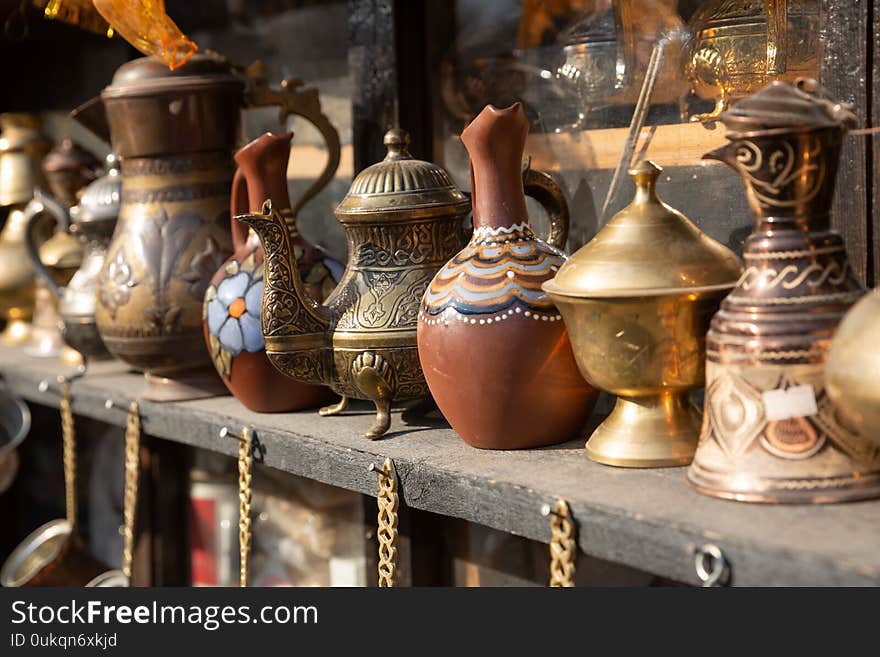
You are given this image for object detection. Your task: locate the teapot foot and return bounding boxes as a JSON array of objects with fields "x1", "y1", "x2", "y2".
[
  {"x1": 318, "y1": 395, "x2": 349, "y2": 417},
  {"x1": 364, "y1": 399, "x2": 391, "y2": 440},
  {"x1": 352, "y1": 351, "x2": 395, "y2": 439}
]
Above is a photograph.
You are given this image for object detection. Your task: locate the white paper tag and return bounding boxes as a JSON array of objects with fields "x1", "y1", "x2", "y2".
[{"x1": 762, "y1": 384, "x2": 819, "y2": 422}]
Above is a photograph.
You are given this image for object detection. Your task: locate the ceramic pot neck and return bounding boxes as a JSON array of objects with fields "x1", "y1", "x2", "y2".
[{"x1": 461, "y1": 103, "x2": 530, "y2": 231}]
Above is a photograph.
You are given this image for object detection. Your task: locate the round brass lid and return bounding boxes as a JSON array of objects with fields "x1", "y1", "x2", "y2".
[
  {"x1": 544, "y1": 161, "x2": 741, "y2": 298},
  {"x1": 335, "y1": 129, "x2": 469, "y2": 220},
  {"x1": 102, "y1": 53, "x2": 244, "y2": 99}
]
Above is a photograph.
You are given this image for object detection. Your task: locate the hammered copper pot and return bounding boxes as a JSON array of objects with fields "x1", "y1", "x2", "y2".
[
  {"x1": 419, "y1": 104, "x2": 596, "y2": 449},
  {"x1": 80, "y1": 55, "x2": 243, "y2": 399}
]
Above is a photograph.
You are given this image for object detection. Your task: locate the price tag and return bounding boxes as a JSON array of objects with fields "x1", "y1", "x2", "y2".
[{"x1": 762, "y1": 384, "x2": 818, "y2": 422}]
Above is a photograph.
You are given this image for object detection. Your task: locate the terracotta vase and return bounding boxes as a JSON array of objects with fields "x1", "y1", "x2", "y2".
[
  {"x1": 203, "y1": 132, "x2": 340, "y2": 412},
  {"x1": 418, "y1": 103, "x2": 597, "y2": 449}
]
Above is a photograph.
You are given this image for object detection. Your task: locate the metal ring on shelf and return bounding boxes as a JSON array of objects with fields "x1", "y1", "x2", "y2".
[{"x1": 694, "y1": 543, "x2": 730, "y2": 587}]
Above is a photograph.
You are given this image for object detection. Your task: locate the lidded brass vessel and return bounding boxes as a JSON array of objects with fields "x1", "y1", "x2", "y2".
[
  {"x1": 543, "y1": 161, "x2": 741, "y2": 467},
  {"x1": 687, "y1": 79, "x2": 880, "y2": 503},
  {"x1": 238, "y1": 129, "x2": 471, "y2": 438}
]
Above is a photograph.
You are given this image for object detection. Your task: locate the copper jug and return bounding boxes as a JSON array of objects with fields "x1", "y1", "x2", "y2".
[
  {"x1": 237, "y1": 129, "x2": 472, "y2": 438},
  {"x1": 71, "y1": 54, "x2": 244, "y2": 399},
  {"x1": 688, "y1": 79, "x2": 880, "y2": 503}
]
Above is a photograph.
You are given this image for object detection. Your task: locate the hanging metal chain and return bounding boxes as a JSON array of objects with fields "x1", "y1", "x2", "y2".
[
  {"x1": 60, "y1": 380, "x2": 76, "y2": 531},
  {"x1": 371, "y1": 458, "x2": 398, "y2": 588},
  {"x1": 122, "y1": 402, "x2": 141, "y2": 581},
  {"x1": 238, "y1": 427, "x2": 254, "y2": 588},
  {"x1": 546, "y1": 499, "x2": 576, "y2": 587}
]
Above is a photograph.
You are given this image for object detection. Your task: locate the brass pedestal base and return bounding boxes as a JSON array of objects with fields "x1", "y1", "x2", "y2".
[
  {"x1": 585, "y1": 393, "x2": 700, "y2": 468},
  {"x1": 143, "y1": 368, "x2": 227, "y2": 402},
  {"x1": 0, "y1": 318, "x2": 32, "y2": 346}
]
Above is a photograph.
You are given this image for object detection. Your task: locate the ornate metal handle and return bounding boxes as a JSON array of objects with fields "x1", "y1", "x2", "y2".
[
  {"x1": 245, "y1": 62, "x2": 342, "y2": 220},
  {"x1": 23, "y1": 189, "x2": 70, "y2": 300},
  {"x1": 522, "y1": 164, "x2": 570, "y2": 250}
]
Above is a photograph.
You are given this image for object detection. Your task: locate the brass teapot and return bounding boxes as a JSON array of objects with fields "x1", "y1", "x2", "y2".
[{"x1": 238, "y1": 129, "x2": 471, "y2": 438}]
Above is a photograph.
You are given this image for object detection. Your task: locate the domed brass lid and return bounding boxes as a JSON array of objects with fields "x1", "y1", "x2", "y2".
[
  {"x1": 544, "y1": 161, "x2": 741, "y2": 298},
  {"x1": 335, "y1": 129, "x2": 469, "y2": 221},
  {"x1": 102, "y1": 53, "x2": 244, "y2": 99}
]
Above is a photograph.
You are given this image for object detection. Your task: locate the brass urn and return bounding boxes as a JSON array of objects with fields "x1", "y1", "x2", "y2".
[
  {"x1": 687, "y1": 79, "x2": 880, "y2": 503},
  {"x1": 238, "y1": 129, "x2": 471, "y2": 438},
  {"x1": 683, "y1": 0, "x2": 819, "y2": 121},
  {"x1": 544, "y1": 161, "x2": 741, "y2": 467}
]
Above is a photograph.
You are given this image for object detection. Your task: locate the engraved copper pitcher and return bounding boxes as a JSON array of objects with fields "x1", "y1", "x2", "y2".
[{"x1": 688, "y1": 79, "x2": 880, "y2": 503}]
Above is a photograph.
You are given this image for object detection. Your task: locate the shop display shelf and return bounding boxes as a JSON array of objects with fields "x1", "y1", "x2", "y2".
[{"x1": 2, "y1": 345, "x2": 878, "y2": 587}]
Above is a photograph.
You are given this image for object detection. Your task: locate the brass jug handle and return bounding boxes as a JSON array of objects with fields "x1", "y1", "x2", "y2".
[
  {"x1": 765, "y1": 0, "x2": 788, "y2": 73},
  {"x1": 522, "y1": 162, "x2": 569, "y2": 250},
  {"x1": 23, "y1": 190, "x2": 69, "y2": 300},
  {"x1": 245, "y1": 62, "x2": 342, "y2": 219}
]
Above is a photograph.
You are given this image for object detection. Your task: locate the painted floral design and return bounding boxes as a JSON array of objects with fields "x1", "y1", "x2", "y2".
[{"x1": 204, "y1": 251, "x2": 263, "y2": 378}]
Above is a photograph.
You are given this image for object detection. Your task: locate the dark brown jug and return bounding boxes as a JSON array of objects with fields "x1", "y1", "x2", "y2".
[
  {"x1": 203, "y1": 132, "x2": 339, "y2": 412},
  {"x1": 418, "y1": 103, "x2": 597, "y2": 449}
]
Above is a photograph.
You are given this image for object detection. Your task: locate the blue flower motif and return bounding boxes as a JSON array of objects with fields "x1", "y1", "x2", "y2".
[{"x1": 206, "y1": 271, "x2": 263, "y2": 356}]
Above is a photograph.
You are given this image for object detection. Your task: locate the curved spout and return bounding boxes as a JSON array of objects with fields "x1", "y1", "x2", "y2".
[
  {"x1": 702, "y1": 142, "x2": 738, "y2": 169},
  {"x1": 235, "y1": 200, "x2": 331, "y2": 342}
]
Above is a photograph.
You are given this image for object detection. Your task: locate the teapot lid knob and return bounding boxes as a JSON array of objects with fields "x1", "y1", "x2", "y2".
[
  {"x1": 383, "y1": 129, "x2": 411, "y2": 160},
  {"x1": 628, "y1": 160, "x2": 662, "y2": 187}
]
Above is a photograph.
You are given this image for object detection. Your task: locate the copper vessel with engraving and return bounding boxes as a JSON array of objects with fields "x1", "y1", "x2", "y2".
[
  {"x1": 237, "y1": 129, "x2": 471, "y2": 438},
  {"x1": 687, "y1": 78, "x2": 880, "y2": 503}
]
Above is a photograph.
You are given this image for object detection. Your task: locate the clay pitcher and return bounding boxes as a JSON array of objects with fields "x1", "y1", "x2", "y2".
[
  {"x1": 418, "y1": 103, "x2": 597, "y2": 449},
  {"x1": 203, "y1": 132, "x2": 340, "y2": 412}
]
